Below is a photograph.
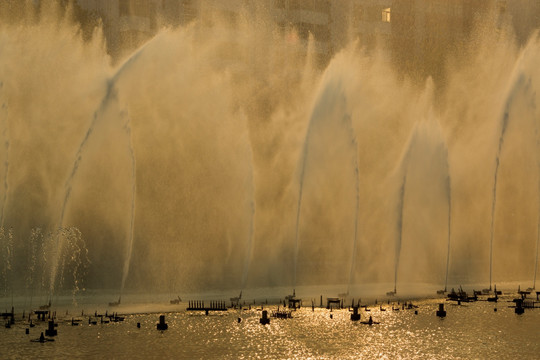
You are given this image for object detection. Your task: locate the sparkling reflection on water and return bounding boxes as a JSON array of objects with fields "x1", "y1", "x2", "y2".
[{"x1": 2, "y1": 296, "x2": 539, "y2": 359}]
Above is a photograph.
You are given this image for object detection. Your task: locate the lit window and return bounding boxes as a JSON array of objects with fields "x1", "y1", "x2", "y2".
[{"x1": 382, "y1": 7, "x2": 391, "y2": 22}]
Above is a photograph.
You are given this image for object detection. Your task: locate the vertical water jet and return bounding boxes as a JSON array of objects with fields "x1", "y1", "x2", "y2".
[
  {"x1": 393, "y1": 98, "x2": 451, "y2": 294},
  {"x1": 533, "y1": 83, "x2": 540, "y2": 291},
  {"x1": 488, "y1": 72, "x2": 529, "y2": 291},
  {"x1": 346, "y1": 115, "x2": 360, "y2": 295},
  {"x1": 293, "y1": 124, "x2": 312, "y2": 288},
  {"x1": 535, "y1": 187, "x2": 539, "y2": 290},
  {"x1": 438, "y1": 140, "x2": 452, "y2": 294},
  {"x1": 443, "y1": 172, "x2": 452, "y2": 293},
  {"x1": 240, "y1": 153, "x2": 256, "y2": 289},
  {"x1": 26, "y1": 228, "x2": 39, "y2": 307},
  {"x1": 240, "y1": 198, "x2": 255, "y2": 289},
  {"x1": 238, "y1": 110, "x2": 257, "y2": 290},
  {"x1": 393, "y1": 175, "x2": 407, "y2": 296},
  {"x1": 120, "y1": 111, "x2": 136, "y2": 293},
  {"x1": 293, "y1": 78, "x2": 358, "y2": 288}
]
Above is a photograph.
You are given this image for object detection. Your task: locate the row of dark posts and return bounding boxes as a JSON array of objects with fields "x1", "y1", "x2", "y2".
[{"x1": 188, "y1": 300, "x2": 226, "y2": 310}]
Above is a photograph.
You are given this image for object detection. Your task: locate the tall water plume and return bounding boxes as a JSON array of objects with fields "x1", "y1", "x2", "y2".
[
  {"x1": 488, "y1": 41, "x2": 539, "y2": 289},
  {"x1": 0, "y1": 227, "x2": 13, "y2": 297},
  {"x1": 535, "y1": 103, "x2": 540, "y2": 290},
  {"x1": 392, "y1": 80, "x2": 453, "y2": 291},
  {"x1": 394, "y1": 175, "x2": 406, "y2": 294},
  {"x1": 347, "y1": 121, "x2": 361, "y2": 295},
  {"x1": 121, "y1": 110, "x2": 136, "y2": 292},
  {"x1": 294, "y1": 105, "x2": 360, "y2": 291},
  {"x1": 440, "y1": 27, "x2": 540, "y2": 287},
  {"x1": 444, "y1": 165, "x2": 452, "y2": 292},
  {"x1": 25, "y1": 228, "x2": 39, "y2": 306},
  {"x1": 241, "y1": 124, "x2": 256, "y2": 290},
  {"x1": 293, "y1": 75, "x2": 360, "y2": 287}
]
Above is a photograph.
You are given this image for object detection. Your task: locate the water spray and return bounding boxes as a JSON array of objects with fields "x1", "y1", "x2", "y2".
[
  {"x1": 120, "y1": 111, "x2": 137, "y2": 293},
  {"x1": 240, "y1": 133, "x2": 256, "y2": 290},
  {"x1": 346, "y1": 114, "x2": 360, "y2": 295},
  {"x1": 53, "y1": 34, "x2": 163, "y2": 295},
  {"x1": 489, "y1": 73, "x2": 528, "y2": 291}
]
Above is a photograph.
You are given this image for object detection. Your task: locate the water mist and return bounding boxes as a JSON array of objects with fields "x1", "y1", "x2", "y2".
[
  {"x1": 392, "y1": 83, "x2": 452, "y2": 293},
  {"x1": 488, "y1": 48, "x2": 539, "y2": 290},
  {"x1": 54, "y1": 38, "x2": 155, "y2": 294},
  {"x1": 294, "y1": 74, "x2": 360, "y2": 288},
  {"x1": 1, "y1": 4, "x2": 540, "y2": 298}
]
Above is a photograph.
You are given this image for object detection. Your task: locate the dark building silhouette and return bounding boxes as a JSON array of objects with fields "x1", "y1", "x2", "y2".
[
  {"x1": 391, "y1": 0, "x2": 540, "y2": 83},
  {"x1": 14, "y1": 0, "x2": 539, "y2": 77}
]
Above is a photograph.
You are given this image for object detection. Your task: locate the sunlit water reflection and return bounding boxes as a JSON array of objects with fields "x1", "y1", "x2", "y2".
[{"x1": 1, "y1": 291, "x2": 538, "y2": 359}]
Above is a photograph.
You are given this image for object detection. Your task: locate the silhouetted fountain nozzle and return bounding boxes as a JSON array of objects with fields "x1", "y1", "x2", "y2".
[
  {"x1": 360, "y1": 315, "x2": 379, "y2": 325},
  {"x1": 326, "y1": 297, "x2": 341, "y2": 310},
  {"x1": 487, "y1": 292, "x2": 498, "y2": 302},
  {"x1": 436, "y1": 303, "x2": 446, "y2": 318},
  {"x1": 7, "y1": 306, "x2": 15, "y2": 325},
  {"x1": 259, "y1": 310, "x2": 270, "y2": 325},
  {"x1": 350, "y1": 306, "x2": 361, "y2": 321},
  {"x1": 514, "y1": 299, "x2": 525, "y2": 315},
  {"x1": 45, "y1": 320, "x2": 58, "y2": 336},
  {"x1": 288, "y1": 297, "x2": 301, "y2": 310},
  {"x1": 157, "y1": 315, "x2": 168, "y2": 330},
  {"x1": 30, "y1": 331, "x2": 55, "y2": 343}
]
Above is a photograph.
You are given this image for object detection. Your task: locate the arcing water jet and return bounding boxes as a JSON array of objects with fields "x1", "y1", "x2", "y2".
[
  {"x1": 393, "y1": 103, "x2": 453, "y2": 294},
  {"x1": 394, "y1": 175, "x2": 407, "y2": 295},
  {"x1": 120, "y1": 111, "x2": 137, "y2": 293},
  {"x1": 52, "y1": 34, "x2": 164, "y2": 294},
  {"x1": 294, "y1": 77, "x2": 359, "y2": 288},
  {"x1": 488, "y1": 68, "x2": 537, "y2": 291},
  {"x1": 241, "y1": 136, "x2": 256, "y2": 289}
]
